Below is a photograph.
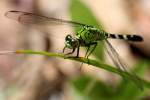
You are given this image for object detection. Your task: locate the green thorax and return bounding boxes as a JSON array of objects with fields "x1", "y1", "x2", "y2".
[{"x1": 75, "y1": 25, "x2": 108, "y2": 44}]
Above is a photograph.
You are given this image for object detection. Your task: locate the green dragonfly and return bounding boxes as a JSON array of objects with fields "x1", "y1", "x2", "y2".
[{"x1": 5, "y1": 10, "x2": 143, "y2": 89}]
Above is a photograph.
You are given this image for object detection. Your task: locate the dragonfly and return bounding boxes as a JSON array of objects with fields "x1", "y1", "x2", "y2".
[{"x1": 4, "y1": 10, "x2": 143, "y2": 89}]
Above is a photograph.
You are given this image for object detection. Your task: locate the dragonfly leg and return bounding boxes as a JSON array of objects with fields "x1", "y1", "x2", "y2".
[
  {"x1": 65, "y1": 48, "x2": 76, "y2": 55},
  {"x1": 63, "y1": 46, "x2": 66, "y2": 53},
  {"x1": 63, "y1": 46, "x2": 76, "y2": 56},
  {"x1": 85, "y1": 46, "x2": 91, "y2": 58},
  {"x1": 79, "y1": 45, "x2": 90, "y2": 70},
  {"x1": 86, "y1": 42, "x2": 97, "y2": 59},
  {"x1": 87, "y1": 42, "x2": 97, "y2": 65},
  {"x1": 76, "y1": 46, "x2": 80, "y2": 57}
]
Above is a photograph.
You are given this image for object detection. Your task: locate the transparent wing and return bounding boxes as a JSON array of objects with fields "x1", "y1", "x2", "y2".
[
  {"x1": 105, "y1": 39, "x2": 143, "y2": 89},
  {"x1": 5, "y1": 10, "x2": 83, "y2": 39},
  {"x1": 5, "y1": 10, "x2": 85, "y2": 26},
  {"x1": 105, "y1": 40, "x2": 127, "y2": 71},
  {"x1": 5, "y1": 10, "x2": 83, "y2": 55}
]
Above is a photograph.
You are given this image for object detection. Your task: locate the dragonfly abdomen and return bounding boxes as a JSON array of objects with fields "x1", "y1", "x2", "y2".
[{"x1": 107, "y1": 34, "x2": 143, "y2": 41}]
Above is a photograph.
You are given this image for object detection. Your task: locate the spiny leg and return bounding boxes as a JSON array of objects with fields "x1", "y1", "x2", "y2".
[
  {"x1": 79, "y1": 45, "x2": 91, "y2": 70},
  {"x1": 63, "y1": 46, "x2": 76, "y2": 56},
  {"x1": 76, "y1": 45, "x2": 80, "y2": 57},
  {"x1": 66, "y1": 48, "x2": 76, "y2": 55},
  {"x1": 85, "y1": 46, "x2": 91, "y2": 58},
  {"x1": 86, "y1": 42, "x2": 97, "y2": 59},
  {"x1": 66, "y1": 45, "x2": 80, "y2": 58},
  {"x1": 84, "y1": 42, "x2": 97, "y2": 66},
  {"x1": 79, "y1": 42, "x2": 97, "y2": 70},
  {"x1": 63, "y1": 46, "x2": 66, "y2": 53}
]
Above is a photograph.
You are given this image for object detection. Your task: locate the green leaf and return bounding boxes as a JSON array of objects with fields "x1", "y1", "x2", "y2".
[
  {"x1": 113, "y1": 60, "x2": 150, "y2": 100},
  {"x1": 70, "y1": 75, "x2": 115, "y2": 100},
  {"x1": 16, "y1": 50, "x2": 150, "y2": 90},
  {"x1": 70, "y1": 0, "x2": 104, "y2": 60}
]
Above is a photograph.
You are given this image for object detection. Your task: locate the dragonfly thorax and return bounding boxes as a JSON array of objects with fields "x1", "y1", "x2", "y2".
[
  {"x1": 65, "y1": 35, "x2": 79, "y2": 49},
  {"x1": 76, "y1": 25, "x2": 107, "y2": 45}
]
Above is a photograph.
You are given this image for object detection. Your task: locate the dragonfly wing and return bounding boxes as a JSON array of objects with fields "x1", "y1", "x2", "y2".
[
  {"x1": 105, "y1": 40, "x2": 127, "y2": 71},
  {"x1": 5, "y1": 10, "x2": 85, "y2": 26},
  {"x1": 5, "y1": 10, "x2": 79, "y2": 38},
  {"x1": 105, "y1": 39, "x2": 143, "y2": 89}
]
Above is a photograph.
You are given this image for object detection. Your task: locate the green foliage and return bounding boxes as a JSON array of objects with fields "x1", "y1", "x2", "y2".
[
  {"x1": 70, "y1": 0, "x2": 104, "y2": 60},
  {"x1": 15, "y1": 0, "x2": 150, "y2": 99},
  {"x1": 70, "y1": 60, "x2": 150, "y2": 100},
  {"x1": 69, "y1": 0, "x2": 150, "y2": 99},
  {"x1": 17, "y1": 49, "x2": 150, "y2": 100},
  {"x1": 16, "y1": 50, "x2": 150, "y2": 88},
  {"x1": 115, "y1": 60, "x2": 150, "y2": 100},
  {"x1": 70, "y1": 76, "x2": 115, "y2": 100}
]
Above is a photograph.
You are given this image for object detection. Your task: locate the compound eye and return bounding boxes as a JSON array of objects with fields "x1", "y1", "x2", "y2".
[{"x1": 66, "y1": 35, "x2": 72, "y2": 40}]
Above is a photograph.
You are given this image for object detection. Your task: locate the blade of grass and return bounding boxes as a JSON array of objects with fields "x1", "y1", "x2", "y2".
[
  {"x1": 13, "y1": 50, "x2": 150, "y2": 89},
  {"x1": 70, "y1": 0, "x2": 104, "y2": 60}
]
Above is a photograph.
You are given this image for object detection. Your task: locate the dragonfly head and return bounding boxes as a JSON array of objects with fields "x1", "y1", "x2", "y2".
[{"x1": 64, "y1": 34, "x2": 79, "y2": 49}]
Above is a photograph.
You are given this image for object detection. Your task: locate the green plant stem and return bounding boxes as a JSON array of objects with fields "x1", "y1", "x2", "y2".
[{"x1": 16, "y1": 50, "x2": 150, "y2": 89}]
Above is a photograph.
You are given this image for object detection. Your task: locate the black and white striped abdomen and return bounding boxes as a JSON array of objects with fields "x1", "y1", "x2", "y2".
[{"x1": 106, "y1": 33, "x2": 143, "y2": 41}]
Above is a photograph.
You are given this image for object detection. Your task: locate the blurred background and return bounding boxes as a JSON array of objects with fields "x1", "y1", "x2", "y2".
[{"x1": 0, "y1": 0, "x2": 150, "y2": 100}]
